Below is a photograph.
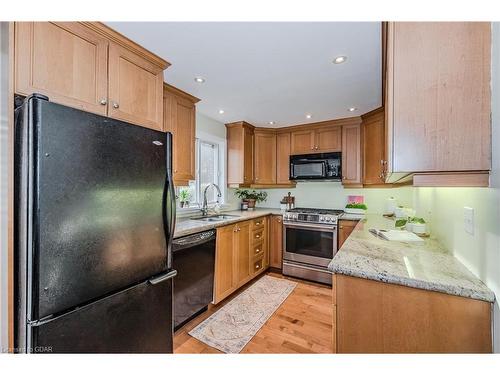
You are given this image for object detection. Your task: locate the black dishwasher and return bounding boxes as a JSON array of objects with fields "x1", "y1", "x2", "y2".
[{"x1": 172, "y1": 230, "x2": 216, "y2": 330}]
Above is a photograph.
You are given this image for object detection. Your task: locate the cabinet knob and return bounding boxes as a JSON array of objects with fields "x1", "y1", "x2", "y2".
[
  {"x1": 100, "y1": 99, "x2": 107, "y2": 105},
  {"x1": 315, "y1": 146, "x2": 319, "y2": 150},
  {"x1": 256, "y1": 234, "x2": 260, "y2": 238},
  {"x1": 256, "y1": 248, "x2": 260, "y2": 253},
  {"x1": 255, "y1": 264, "x2": 260, "y2": 269},
  {"x1": 311, "y1": 146, "x2": 314, "y2": 150},
  {"x1": 340, "y1": 226, "x2": 344, "y2": 229},
  {"x1": 174, "y1": 169, "x2": 178, "y2": 173},
  {"x1": 342, "y1": 176, "x2": 346, "y2": 180},
  {"x1": 112, "y1": 102, "x2": 120, "y2": 109},
  {"x1": 278, "y1": 219, "x2": 281, "y2": 223}
]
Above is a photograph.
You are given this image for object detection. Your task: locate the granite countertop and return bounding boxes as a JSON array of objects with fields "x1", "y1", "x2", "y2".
[
  {"x1": 174, "y1": 208, "x2": 283, "y2": 238},
  {"x1": 328, "y1": 214, "x2": 495, "y2": 303}
]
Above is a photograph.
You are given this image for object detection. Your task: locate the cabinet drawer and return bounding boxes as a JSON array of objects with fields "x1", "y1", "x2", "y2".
[
  {"x1": 252, "y1": 228, "x2": 265, "y2": 242},
  {"x1": 252, "y1": 257, "x2": 264, "y2": 274},
  {"x1": 252, "y1": 242, "x2": 264, "y2": 257},
  {"x1": 252, "y1": 217, "x2": 266, "y2": 230}
]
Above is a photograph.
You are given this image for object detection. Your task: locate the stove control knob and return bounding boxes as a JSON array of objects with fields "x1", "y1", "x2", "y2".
[
  {"x1": 319, "y1": 217, "x2": 324, "y2": 221},
  {"x1": 326, "y1": 217, "x2": 331, "y2": 222}
]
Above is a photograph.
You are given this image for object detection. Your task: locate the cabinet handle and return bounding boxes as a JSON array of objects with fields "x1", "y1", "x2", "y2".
[
  {"x1": 112, "y1": 102, "x2": 120, "y2": 109},
  {"x1": 100, "y1": 99, "x2": 107, "y2": 105}
]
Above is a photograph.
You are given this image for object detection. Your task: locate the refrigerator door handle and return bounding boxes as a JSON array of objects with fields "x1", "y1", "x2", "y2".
[
  {"x1": 163, "y1": 132, "x2": 176, "y2": 269},
  {"x1": 148, "y1": 269, "x2": 177, "y2": 285}
]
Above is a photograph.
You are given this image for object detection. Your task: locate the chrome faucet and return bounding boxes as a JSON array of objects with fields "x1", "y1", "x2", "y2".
[{"x1": 201, "y1": 183, "x2": 222, "y2": 216}]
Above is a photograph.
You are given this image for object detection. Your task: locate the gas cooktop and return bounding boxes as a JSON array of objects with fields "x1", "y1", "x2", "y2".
[
  {"x1": 286, "y1": 207, "x2": 345, "y2": 215},
  {"x1": 284, "y1": 207, "x2": 344, "y2": 224}
]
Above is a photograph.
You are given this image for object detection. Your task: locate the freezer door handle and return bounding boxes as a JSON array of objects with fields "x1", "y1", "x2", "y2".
[{"x1": 148, "y1": 269, "x2": 177, "y2": 285}]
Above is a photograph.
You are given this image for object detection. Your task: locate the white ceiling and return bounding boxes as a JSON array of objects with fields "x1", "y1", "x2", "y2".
[{"x1": 107, "y1": 22, "x2": 382, "y2": 127}]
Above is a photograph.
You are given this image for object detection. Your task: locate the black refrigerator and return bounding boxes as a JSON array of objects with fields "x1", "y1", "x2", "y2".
[{"x1": 14, "y1": 94, "x2": 177, "y2": 353}]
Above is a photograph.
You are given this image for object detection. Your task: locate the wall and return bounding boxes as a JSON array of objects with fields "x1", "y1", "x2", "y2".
[
  {"x1": 413, "y1": 22, "x2": 500, "y2": 352},
  {"x1": 0, "y1": 22, "x2": 9, "y2": 352},
  {"x1": 196, "y1": 112, "x2": 226, "y2": 139},
  {"x1": 231, "y1": 182, "x2": 413, "y2": 213}
]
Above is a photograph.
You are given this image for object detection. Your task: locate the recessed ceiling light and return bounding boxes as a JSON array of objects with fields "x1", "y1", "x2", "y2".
[
  {"x1": 194, "y1": 77, "x2": 205, "y2": 83},
  {"x1": 268, "y1": 121, "x2": 275, "y2": 125},
  {"x1": 218, "y1": 109, "x2": 225, "y2": 114},
  {"x1": 306, "y1": 114, "x2": 312, "y2": 119},
  {"x1": 333, "y1": 56, "x2": 347, "y2": 64},
  {"x1": 348, "y1": 107, "x2": 357, "y2": 112}
]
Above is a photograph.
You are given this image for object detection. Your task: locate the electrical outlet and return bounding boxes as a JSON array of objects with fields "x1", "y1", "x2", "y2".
[{"x1": 464, "y1": 207, "x2": 475, "y2": 235}]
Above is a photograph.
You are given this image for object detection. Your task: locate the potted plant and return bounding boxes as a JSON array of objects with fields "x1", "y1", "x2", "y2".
[
  {"x1": 344, "y1": 203, "x2": 368, "y2": 215},
  {"x1": 178, "y1": 188, "x2": 191, "y2": 208},
  {"x1": 395, "y1": 217, "x2": 427, "y2": 234},
  {"x1": 235, "y1": 189, "x2": 268, "y2": 209}
]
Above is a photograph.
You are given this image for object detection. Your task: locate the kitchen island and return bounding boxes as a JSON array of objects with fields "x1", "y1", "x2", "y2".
[{"x1": 328, "y1": 214, "x2": 494, "y2": 353}]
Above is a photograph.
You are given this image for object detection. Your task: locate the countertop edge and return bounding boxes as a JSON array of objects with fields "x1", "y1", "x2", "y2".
[
  {"x1": 330, "y1": 266, "x2": 495, "y2": 303},
  {"x1": 174, "y1": 209, "x2": 282, "y2": 238}
]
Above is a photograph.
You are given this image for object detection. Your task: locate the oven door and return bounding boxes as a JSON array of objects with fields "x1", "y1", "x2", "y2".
[
  {"x1": 283, "y1": 221, "x2": 337, "y2": 267},
  {"x1": 290, "y1": 160, "x2": 327, "y2": 180}
]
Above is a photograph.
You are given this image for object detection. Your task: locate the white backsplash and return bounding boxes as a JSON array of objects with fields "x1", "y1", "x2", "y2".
[{"x1": 227, "y1": 182, "x2": 414, "y2": 214}]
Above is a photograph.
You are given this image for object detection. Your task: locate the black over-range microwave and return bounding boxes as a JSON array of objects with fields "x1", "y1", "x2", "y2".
[{"x1": 289, "y1": 152, "x2": 342, "y2": 181}]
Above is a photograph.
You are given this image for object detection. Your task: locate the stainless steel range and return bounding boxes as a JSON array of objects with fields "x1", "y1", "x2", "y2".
[{"x1": 282, "y1": 207, "x2": 344, "y2": 285}]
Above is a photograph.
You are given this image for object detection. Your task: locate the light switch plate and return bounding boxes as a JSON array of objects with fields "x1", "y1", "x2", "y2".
[{"x1": 464, "y1": 207, "x2": 474, "y2": 235}]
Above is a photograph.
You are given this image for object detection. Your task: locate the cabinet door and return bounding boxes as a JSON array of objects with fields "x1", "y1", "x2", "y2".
[
  {"x1": 316, "y1": 125, "x2": 341, "y2": 152},
  {"x1": 390, "y1": 22, "x2": 491, "y2": 173},
  {"x1": 270, "y1": 215, "x2": 283, "y2": 269},
  {"x1": 164, "y1": 93, "x2": 196, "y2": 184},
  {"x1": 290, "y1": 129, "x2": 315, "y2": 155},
  {"x1": 243, "y1": 127, "x2": 255, "y2": 185},
  {"x1": 15, "y1": 22, "x2": 108, "y2": 115},
  {"x1": 342, "y1": 123, "x2": 362, "y2": 185},
  {"x1": 338, "y1": 220, "x2": 358, "y2": 248},
  {"x1": 362, "y1": 109, "x2": 386, "y2": 185},
  {"x1": 108, "y1": 43, "x2": 164, "y2": 131},
  {"x1": 254, "y1": 132, "x2": 277, "y2": 184},
  {"x1": 236, "y1": 221, "x2": 252, "y2": 287},
  {"x1": 214, "y1": 225, "x2": 237, "y2": 304},
  {"x1": 276, "y1": 132, "x2": 292, "y2": 184}
]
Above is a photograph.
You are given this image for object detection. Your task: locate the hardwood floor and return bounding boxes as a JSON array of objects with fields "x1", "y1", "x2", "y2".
[{"x1": 174, "y1": 271, "x2": 333, "y2": 354}]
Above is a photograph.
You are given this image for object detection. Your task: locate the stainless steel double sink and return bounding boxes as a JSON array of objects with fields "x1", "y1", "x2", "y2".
[{"x1": 189, "y1": 214, "x2": 240, "y2": 222}]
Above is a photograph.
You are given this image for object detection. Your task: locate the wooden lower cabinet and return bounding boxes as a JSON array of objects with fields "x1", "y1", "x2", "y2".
[
  {"x1": 338, "y1": 220, "x2": 358, "y2": 249},
  {"x1": 213, "y1": 217, "x2": 269, "y2": 304},
  {"x1": 236, "y1": 221, "x2": 252, "y2": 286},
  {"x1": 270, "y1": 215, "x2": 283, "y2": 269},
  {"x1": 332, "y1": 274, "x2": 492, "y2": 353}
]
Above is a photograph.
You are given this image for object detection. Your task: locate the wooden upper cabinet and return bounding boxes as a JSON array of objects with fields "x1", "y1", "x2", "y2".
[
  {"x1": 15, "y1": 22, "x2": 109, "y2": 115},
  {"x1": 226, "y1": 122, "x2": 254, "y2": 187},
  {"x1": 342, "y1": 122, "x2": 362, "y2": 185},
  {"x1": 14, "y1": 22, "x2": 169, "y2": 130},
  {"x1": 387, "y1": 22, "x2": 491, "y2": 185},
  {"x1": 290, "y1": 124, "x2": 341, "y2": 154},
  {"x1": 163, "y1": 84, "x2": 199, "y2": 186},
  {"x1": 276, "y1": 132, "x2": 292, "y2": 184},
  {"x1": 254, "y1": 130, "x2": 277, "y2": 184},
  {"x1": 362, "y1": 108, "x2": 386, "y2": 185},
  {"x1": 316, "y1": 125, "x2": 341, "y2": 152},
  {"x1": 290, "y1": 129, "x2": 315, "y2": 154},
  {"x1": 108, "y1": 43, "x2": 164, "y2": 130}
]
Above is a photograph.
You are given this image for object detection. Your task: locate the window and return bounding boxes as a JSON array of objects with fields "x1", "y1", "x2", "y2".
[{"x1": 179, "y1": 137, "x2": 224, "y2": 208}]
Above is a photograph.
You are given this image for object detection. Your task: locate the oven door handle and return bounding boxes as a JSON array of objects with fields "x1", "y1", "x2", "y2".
[{"x1": 283, "y1": 221, "x2": 336, "y2": 231}]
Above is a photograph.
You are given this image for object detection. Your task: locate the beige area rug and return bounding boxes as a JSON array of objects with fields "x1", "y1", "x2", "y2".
[{"x1": 188, "y1": 275, "x2": 297, "y2": 353}]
